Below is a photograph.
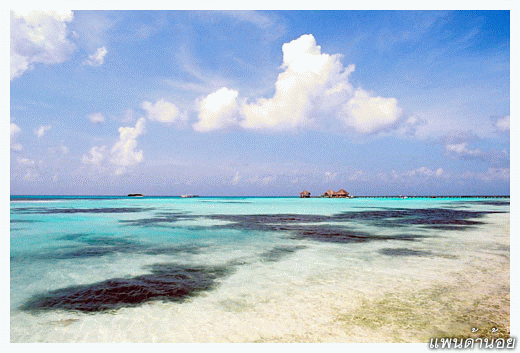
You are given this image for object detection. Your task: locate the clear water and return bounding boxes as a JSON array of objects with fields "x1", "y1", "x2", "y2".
[{"x1": 10, "y1": 196, "x2": 510, "y2": 343}]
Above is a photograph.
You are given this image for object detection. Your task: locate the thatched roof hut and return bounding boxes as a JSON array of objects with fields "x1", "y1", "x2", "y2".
[
  {"x1": 324, "y1": 189, "x2": 335, "y2": 197},
  {"x1": 336, "y1": 189, "x2": 350, "y2": 197},
  {"x1": 300, "y1": 190, "x2": 311, "y2": 198},
  {"x1": 323, "y1": 189, "x2": 351, "y2": 198}
]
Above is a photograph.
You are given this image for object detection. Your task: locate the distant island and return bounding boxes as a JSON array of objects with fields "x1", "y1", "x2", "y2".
[{"x1": 127, "y1": 193, "x2": 144, "y2": 197}]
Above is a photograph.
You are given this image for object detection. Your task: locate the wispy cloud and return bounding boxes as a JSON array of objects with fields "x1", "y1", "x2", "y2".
[
  {"x1": 110, "y1": 117, "x2": 146, "y2": 175},
  {"x1": 83, "y1": 47, "x2": 107, "y2": 66},
  {"x1": 212, "y1": 10, "x2": 286, "y2": 42},
  {"x1": 378, "y1": 167, "x2": 445, "y2": 182},
  {"x1": 10, "y1": 122, "x2": 23, "y2": 151},
  {"x1": 440, "y1": 130, "x2": 508, "y2": 162},
  {"x1": 492, "y1": 115, "x2": 510, "y2": 132},
  {"x1": 88, "y1": 112, "x2": 105, "y2": 124},
  {"x1": 34, "y1": 125, "x2": 51, "y2": 138},
  {"x1": 169, "y1": 44, "x2": 233, "y2": 95},
  {"x1": 375, "y1": 11, "x2": 450, "y2": 53},
  {"x1": 82, "y1": 145, "x2": 107, "y2": 166}
]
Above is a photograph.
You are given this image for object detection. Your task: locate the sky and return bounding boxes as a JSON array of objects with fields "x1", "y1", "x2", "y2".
[{"x1": 9, "y1": 6, "x2": 512, "y2": 196}]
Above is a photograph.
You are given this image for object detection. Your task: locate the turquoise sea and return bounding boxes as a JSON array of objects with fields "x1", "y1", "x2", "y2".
[{"x1": 10, "y1": 196, "x2": 510, "y2": 343}]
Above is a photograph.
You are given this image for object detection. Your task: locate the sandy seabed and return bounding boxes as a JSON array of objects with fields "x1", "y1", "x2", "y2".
[{"x1": 10, "y1": 213, "x2": 510, "y2": 343}]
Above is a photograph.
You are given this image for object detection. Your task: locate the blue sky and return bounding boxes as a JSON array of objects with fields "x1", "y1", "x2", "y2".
[{"x1": 10, "y1": 7, "x2": 511, "y2": 196}]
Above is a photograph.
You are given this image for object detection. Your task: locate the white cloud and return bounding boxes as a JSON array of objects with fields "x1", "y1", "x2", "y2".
[
  {"x1": 445, "y1": 142, "x2": 483, "y2": 158},
  {"x1": 403, "y1": 166, "x2": 444, "y2": 177},
  {"x1": 110, "y1": 118, "x2": 146, "y2": 175},
  {"x1": 380, "y1": 167, "x2": 444, "y2": 181},
  {"x1": 82, "y1": 145, "x2": 106, "y2": 166},
  {"x1": 10, "y1": 123, "x2": 21, "y2": 136},
  {"x1": 342, "y1": 89, "x2": 402, "y2": 134},
  {"x1": 11, "y1": 10, "x2": 75, "y2": 80},
  {"x1": 229, "y1": 34, "x2": 403, "y2": 134},
  {"x1": 142, "y1": 99, "x2": 182, "y2": 124},
  {"x1": 241, "y1": 34, "x2": 355, "y2": 131},
  {"x1": 10, "y1": 122, "x2": 23, "y2": 151},
  {"x1": 194, "y1": 88, "x2": 239, "y2": 132},
  {"x1": 17, "y1": 157, "x2": 36, "y2": 166},
  {"x1": 34, "y1": 125, "x2": 51, "y2": 138},
  {"x1": 493, "y1": 115, "x2": 510, "y2": 132},
  {"x1": 88, "y1": 112, "x2": 105, "y2": 124},
  {"x1": 231, "y1": 171, "x2": 241, "y2": 185},
  {"x1": 83, "y1": 46, "x2": 107, "y2": 66}
]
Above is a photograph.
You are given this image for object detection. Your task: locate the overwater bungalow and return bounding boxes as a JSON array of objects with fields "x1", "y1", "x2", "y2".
[
  {"x1": 322, "y1": 189, "x2": 351, "y2": 198},
  {"x1": 324, "y1": 189, "x2": 335, "y2": 198},
  {"x1": 300, "y1": 190, "x2": 311, "y2": 198},
  {"x1": 336, "y1": 189, "x2": 350, "y2": 198}
]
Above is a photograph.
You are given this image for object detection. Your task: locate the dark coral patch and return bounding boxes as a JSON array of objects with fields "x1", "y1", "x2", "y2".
[
  {"x1": 17, "y1": 234, "x2": 204, "y2": 261},
  {"x1": 291, "y1": 227, "x2": 427, "y2": 243},
  {"x1": 207, "y1": 208, "x2": 499, "y2": 234},
  {"x1": 206, "y1": 214, "x2": 334, "y2": 235},
  {"x1": 260, "y1": 245, "x2": 306, "y2": 262},
  {"x1": 58, "y1": 233, "x2": 92, "y2": 241},
  {"x1": 332, "y1": 208, "x2": 500, "y2": 229},
  {"x1": 205, "y1": 213, "x2": 432, "y2": 243},
  {"x1": 143, "y1": 244, "x2": 204, "y2": 255},
  {"x1": 208, "y1": 214, "x2": 330, "y2": 226},
  {"x1": 20, "y1": 263, "x2": 230, "y2": 313},
  {"x1": 119, "y1": 212, "x2": 195, "y2": 227},
  {"x1": 290, "y1": 227, "x2": 373, "y2": 243},
  {"x1": 459, "y1": 200, "x2": 510, "y2": 207},
  {"x1": 10, "y1": 219, "x2": 41, "y2": 223},
  {"x1": 379, "y1": 248, "x2": 433, "y2": 257}
]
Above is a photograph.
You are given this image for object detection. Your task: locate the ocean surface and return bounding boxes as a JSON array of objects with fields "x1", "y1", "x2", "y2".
[{"x1": 10, "y1": 196, "x2": 510, "y2": 343}]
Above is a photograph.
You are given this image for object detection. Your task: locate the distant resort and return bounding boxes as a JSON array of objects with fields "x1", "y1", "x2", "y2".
[
  {"x1": 297, "y1": 190, "x2": 507, "y2": 199},
  {"x1": 125, "y1": 191, "x2": 508, "y2": 199},
  {"x1": 299, "y1": 189, "x2": 352, "y2": 198}
]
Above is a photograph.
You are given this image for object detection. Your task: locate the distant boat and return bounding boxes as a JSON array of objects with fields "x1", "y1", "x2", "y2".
[
  {"x1": 127, "y1": 193, "x2": 144, "y2": 197},
  {"x1": 181, "y1": 194, "x2": 199, "y2": 198}
]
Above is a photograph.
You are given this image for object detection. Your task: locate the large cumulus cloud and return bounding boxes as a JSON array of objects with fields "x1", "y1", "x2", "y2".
[{"x1": 193, "y1": 34, "x2": 405, "y2": 134}]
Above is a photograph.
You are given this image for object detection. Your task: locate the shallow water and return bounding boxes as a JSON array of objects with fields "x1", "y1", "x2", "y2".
[{"x1": 10, "y1": 196, "x2": 510, "y2": 342}]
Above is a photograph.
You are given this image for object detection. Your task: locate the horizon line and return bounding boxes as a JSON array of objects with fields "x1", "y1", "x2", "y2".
[{"x1": 10, "y1": 194, "x2": 511, "y2": 198}]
